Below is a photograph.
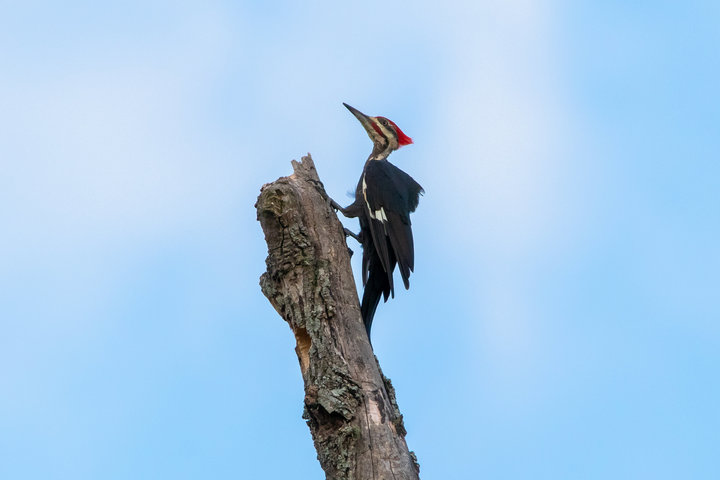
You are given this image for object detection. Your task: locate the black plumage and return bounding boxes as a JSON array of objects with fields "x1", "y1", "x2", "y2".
[{"x1": 334, "y1": 104, "x2": 423, "y2": 340}]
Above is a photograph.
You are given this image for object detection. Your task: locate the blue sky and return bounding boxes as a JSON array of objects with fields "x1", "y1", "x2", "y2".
[{"x1": 1, "y1": 1, "x2": 718, "y2": 478}]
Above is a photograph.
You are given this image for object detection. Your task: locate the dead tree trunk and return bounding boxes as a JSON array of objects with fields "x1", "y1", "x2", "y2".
[{"x1": 256, "y1": 155, "x2": 420, "y2": 479}]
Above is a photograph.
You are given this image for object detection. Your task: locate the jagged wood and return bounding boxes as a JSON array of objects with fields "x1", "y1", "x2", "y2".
[{"x1": 256, "y1": 154, "x2": 420, "y2": 479}]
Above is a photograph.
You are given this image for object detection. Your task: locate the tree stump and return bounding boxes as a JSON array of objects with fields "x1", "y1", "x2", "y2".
[{"x1": 256, "y1": 154, "x2": 420, "y2": 479}]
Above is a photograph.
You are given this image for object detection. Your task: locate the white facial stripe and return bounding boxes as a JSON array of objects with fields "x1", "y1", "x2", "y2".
[
  {"x1": 377, "y1": 122, "x2": 398, "y2": 152},
  {"x1": 367, "y1": 118, "x2": 386, "y2": 144},
  {"x1": 377, "y1": 122, "x2": 393, "y2": 138}
]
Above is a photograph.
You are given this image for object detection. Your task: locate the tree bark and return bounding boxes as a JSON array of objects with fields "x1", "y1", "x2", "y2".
[{"x1": 256, "y1": 154, "x2": 420, "y2": 479}]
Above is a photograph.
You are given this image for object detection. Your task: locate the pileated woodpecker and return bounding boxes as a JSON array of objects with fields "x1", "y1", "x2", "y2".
[{"x1": 333, "y1": 103, "x2": 423, "y2": 339}]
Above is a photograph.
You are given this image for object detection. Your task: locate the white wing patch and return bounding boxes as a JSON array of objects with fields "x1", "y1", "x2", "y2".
[
  {"x1": 374, "y1": 207, "x2": 388, "y2": 222},
  {"x1": 363, "y1": 174, "x2": 388, "y2": 223}
]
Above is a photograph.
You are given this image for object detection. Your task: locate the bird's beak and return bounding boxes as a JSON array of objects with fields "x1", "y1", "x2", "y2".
[{"x1": 343, "y1": 103, "x2": 376, "y2": 136}]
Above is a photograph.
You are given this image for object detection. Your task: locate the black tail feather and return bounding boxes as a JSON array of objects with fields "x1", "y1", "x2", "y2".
[
  {"x1": 360, "y1": 264, "x2": 392, "y2": 340},
  {"x1": 360, "y1": 281, "x2": 381, "y2": 339}
]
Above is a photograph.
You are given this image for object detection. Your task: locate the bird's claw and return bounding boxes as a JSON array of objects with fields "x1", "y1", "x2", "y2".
[
  {"x1": 329, "y1": 198, "x2": 344, "y2": 212},
  {"x1": 343, "y1": 228, "x2": 362, "y2": 243}
]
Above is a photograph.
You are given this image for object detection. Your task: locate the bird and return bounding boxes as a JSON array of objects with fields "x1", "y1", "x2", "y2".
[{"x1": 332, "y1": 103, "x2": 424, "y2": 340}]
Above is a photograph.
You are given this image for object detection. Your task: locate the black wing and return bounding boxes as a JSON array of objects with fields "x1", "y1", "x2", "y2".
[{"x1": 362, "y1": 160, "x2": 424, "y2": 293}]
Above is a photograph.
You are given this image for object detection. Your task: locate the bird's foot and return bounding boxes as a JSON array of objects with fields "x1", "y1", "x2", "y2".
[
  {"x1": 343, "y1": 228, "x2": 362, "y2": 243},
  {"x1": 329, "y1": 198, "x2": 345, "y2": 213}
]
